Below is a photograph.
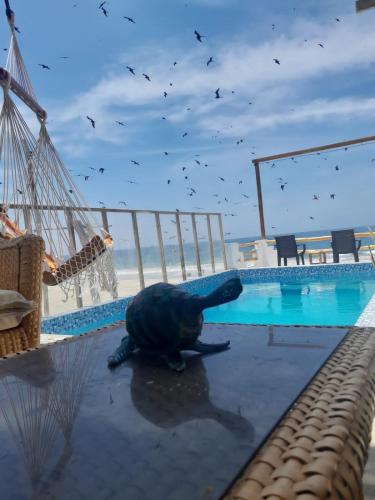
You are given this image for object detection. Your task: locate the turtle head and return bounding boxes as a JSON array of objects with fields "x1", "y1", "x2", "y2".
[{"x1": 198, "y1": 277, "x2": 243, "y2": 311}]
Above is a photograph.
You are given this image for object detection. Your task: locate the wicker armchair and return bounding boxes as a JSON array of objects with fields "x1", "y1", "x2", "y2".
[{"x1": 0, "y1": 234, "x2": 44, "y2": 357}]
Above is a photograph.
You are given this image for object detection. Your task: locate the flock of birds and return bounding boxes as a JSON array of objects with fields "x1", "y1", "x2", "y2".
[{"x1": 20, "y1": 2, "x2": 372, "y2": 235}]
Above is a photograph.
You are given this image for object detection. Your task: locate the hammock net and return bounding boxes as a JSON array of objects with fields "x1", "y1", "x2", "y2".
[{"x1": 0, "y1": 2, "x2": 117, "y2": 300}]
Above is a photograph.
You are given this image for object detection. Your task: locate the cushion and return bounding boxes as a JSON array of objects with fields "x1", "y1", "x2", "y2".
[{"x1": 0, "y1": 290, "x2": 35, "y2": 331}]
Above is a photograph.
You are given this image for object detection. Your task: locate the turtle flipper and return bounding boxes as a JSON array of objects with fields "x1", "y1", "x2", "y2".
[
  {"x1": 163, "y1": 351, "x2": 186, "y2": 372},
  {"x1": 107, "y1": 336, "x2": 136, "y2": 368},
  {"x1": 190, "y1": 340, "x2": 230, "y2": 353}
]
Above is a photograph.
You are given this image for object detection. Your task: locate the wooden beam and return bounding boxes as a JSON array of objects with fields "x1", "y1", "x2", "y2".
[
  {"x1": 0, "y1": 67, "x2": 47, "y2": 121},
  {"x1": 356, "y1": 0, "x2": 375, "y2": 12},
  {"x1": 254, "y1": 162, "x2": 266, "y2": 239},
  {"x1": 252, "y1": 134, "x2": 375, "y2": 165}
]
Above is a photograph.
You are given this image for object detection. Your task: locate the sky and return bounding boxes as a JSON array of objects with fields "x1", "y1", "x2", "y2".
[{"x1": 1, "y1": 0, "x2": 375, "y2": 241}]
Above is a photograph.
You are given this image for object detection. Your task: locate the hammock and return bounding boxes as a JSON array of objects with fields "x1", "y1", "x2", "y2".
[{"x1": 0, "y1": 1, "x2": 117, "y2": 299}]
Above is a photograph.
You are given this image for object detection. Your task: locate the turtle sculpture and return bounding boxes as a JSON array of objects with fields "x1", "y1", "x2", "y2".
[{"x1": 107, "y1": 277, "x2": 243, "y2": 371}]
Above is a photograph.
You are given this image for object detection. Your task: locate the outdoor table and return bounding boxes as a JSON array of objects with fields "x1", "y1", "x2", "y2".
[{"x1": 0, "y1": 324, "x2": 374, "y2": 500}]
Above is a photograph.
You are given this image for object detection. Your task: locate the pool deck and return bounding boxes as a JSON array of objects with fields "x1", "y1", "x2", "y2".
[{"x1": 1, "y1": 323, "x2": 375, "y2": 499}]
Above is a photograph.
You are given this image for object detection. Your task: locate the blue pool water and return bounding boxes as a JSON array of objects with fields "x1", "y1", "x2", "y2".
[
  {"x1": 203, "y1": 274, "x2": 375, "y2": 326},
  {"x1": 50, "y1": 270, "x2": 375, "y2": 335}
]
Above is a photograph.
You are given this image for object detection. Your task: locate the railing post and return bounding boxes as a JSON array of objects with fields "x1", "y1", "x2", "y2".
[
  {"x1": 175, "y1": 213, "x2": 186, "y2": 281},
  {"x1": 191, "y1": 214, "x2": 202, "y2": 277},
  {"x1": 100, "y1": 209, "x2": 118, "y2": 299},
  {"x1": 155, "y1": 213, "x2": 168, "y2": 282},
  {"x1": 23, "y1": 207, "x2": 32, "y2": 234},
  {"x1": 218, "y1": 214, "x2": 228, "y2": 270},
  {"x1": 66, "y1": 209, "x2": 83, "y2": 309},
  {"x1": 206, "y1": 215, "x2": 216, "y2": 274},
  {"x1": 131, "y1": 211, "x2": 145, "y2": 290}
]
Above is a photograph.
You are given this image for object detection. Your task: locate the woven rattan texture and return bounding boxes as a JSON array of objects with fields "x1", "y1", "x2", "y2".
[
  {"x1": 0, "y1": 235, "x2": 44, "y2": 356},
  {"x1": 226, "y1": 327, "x2": 375, "y2": 500}
]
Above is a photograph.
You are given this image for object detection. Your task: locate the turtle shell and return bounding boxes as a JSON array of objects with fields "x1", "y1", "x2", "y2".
[{"x1": 125, "y1": 283, "x2": 203, "y2": 353}]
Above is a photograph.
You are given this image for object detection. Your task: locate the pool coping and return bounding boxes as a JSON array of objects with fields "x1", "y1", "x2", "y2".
[{"x1": 41, "y1": 262, "x2": 375, "y2": 335}]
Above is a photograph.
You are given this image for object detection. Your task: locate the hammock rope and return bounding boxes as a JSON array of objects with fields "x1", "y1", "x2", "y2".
[{"x1": 0, "y1": 0, "x2": 117, "y2": 300}]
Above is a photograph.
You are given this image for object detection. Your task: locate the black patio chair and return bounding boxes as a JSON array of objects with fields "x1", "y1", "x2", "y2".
[
  {"x1": 331, "y1": 229, "x2": 361, "y2": 263},
  {"x1": 275, "y1": 235, "x2": 306, "y2": 266}
]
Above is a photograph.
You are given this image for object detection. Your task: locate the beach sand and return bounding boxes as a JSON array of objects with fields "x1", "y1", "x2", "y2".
[{"x1": 42, "y1": 262, "x2": 226, "y2": 317}]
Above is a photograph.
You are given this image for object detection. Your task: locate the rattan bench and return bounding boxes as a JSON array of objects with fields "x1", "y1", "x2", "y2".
[
  {"x1": 0, "y1": 234, "x2": 44, "y2": 356},
  {"x1": 226, "y1": 327, "x2": 375, "y2": 499}
]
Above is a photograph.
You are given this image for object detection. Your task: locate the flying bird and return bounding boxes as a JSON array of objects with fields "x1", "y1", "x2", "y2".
[
  {"x1": 86, "y1": 116, "x2": 95, "y2": 128},
  {"x1": 309, "y1": 216, "x2": 315, "y2": 220},
  {"x1": 38, "y1": 63, "x2": 51, "y2": 70},
  {"x1": 100, "y1": 6, "x2": 108, "y2": 16},
  {"x1": 194, "y1": 160, "x2": 201, "y2": 165},
  {"x1": 335, "y1": 18, "x2": 340, "y2": 22},
  {"x1": 123, "y1": 16, "x2": 135, "y2": 23},
  {"x1": 173, "y1": 61, "x2": 178, "y2": 66},
  {"x1": 335, "y1": 165, "x2": 339, "y2": 171},
  {"x1": 59, "y1": 56, "x2": 70, "y2": 59},
  {"x1": 207, "y1": 57, "x2": 213, "y2": 66},
  {"x1": 115, "y1": 121, "x2": 126, "y2": 126},
  {"x1": 98, "y1": 1, "x2": 106, "y2": 8},
  {"x1": 313, "y1": 194, "x2": 319, "y2": 200},
  {"x1": 182, "y1": 167, "x2": 187, "y2": 171},
  {"x1": 142, "y1": 73, "x2": 151, "y2": 81},
  {"x1": 182, "y1": 132, "x2": 188, "y2": 137},
  {"x1": 119, "y1": 201, "x2": 127, "y2": 206},
  {"x1": 127, "y1": 180, "x2": 138, "y2": 184},
  {"x1": 84, "y1": 176, "x2": 90, "y2": 181},
  {"x1": 242, "y1": 194, "x2": 249, "y2": 198},
  {"x1": 126, "y1": 66, "x2": 135, "y2": 75},
  {"x1": 163, "y1": 91, "x2": 168, "y2": 98},
  {"x1": 164, "y1": 152, "x2": 169, "y2": 156},
  {"x1": 330, "y1": 194, "x2": 335, "y2": 199},
  {"x1": 318, "y1": 43, "x2": 324, "y2": 48},
  {"x1": 167, "y1": 179, "x2": 171, "y2": 184},
  {"x1": 239, "y1": 180, "x2": 243, "y2": 184},
  {"x1": 215, "y1": 88, "x2": 222, "y2": 99},
  {"x1": 280, "y1": 184, "x2": 286, "y2": 191},
  {"x1": 98, "y1": 201, "x2": 105, "y2": 206},
  {"x1": 273, "y1": 58, "x2": 280, "y2": 65},
  {"x1": 131, "y1": 160, "x2": 140, "y2": 166},
  {"x1": 219, "y1": 177, "x2": 225, "y2": 181},
  {"x1": 194, "y1": 30, "x2": 204, "y2": 42},
  {"x1": 99, "y1": 168, "x2": 105, "y2": 174}
]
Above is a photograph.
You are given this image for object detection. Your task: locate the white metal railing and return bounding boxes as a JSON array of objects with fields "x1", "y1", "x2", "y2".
[{"x1": 10, "y1": 204, "x2": 228, "y2": 315}]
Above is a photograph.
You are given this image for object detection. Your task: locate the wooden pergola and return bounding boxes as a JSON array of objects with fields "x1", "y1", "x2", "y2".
[
  {"x1": 251, "y1": 134, "x2": 375, "y2": 239},
  {"x1": 356, "y1": 0, "x2": 375, "y2": 12}
]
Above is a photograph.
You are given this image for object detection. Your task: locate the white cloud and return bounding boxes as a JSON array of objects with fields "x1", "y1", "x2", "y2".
[{"x1": 49, "y1": 12, "x2": 375, "y2": 149}]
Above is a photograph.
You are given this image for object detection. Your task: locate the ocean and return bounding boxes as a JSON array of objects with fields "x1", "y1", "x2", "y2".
[{"x1": 110, "y1": 224, "x2": 374, "y2": 272}]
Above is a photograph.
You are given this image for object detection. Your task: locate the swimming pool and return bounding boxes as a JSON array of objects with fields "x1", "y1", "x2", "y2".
[
  {"x1": 204, "y1": 274, "x2": 375, "y2": 326},
  {"x1": 42, "y1": 264, "x2": 375, "y2": 335}
]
